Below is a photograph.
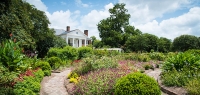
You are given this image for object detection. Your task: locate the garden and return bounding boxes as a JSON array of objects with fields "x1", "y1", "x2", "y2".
[{"x1": 1, "y1": 39, "x2": 200, "y2": 95}]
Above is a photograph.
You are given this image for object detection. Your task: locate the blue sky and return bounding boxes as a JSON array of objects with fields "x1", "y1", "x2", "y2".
[{"x1": 26, "y1": 0, "x2": 200, "y2": 40}]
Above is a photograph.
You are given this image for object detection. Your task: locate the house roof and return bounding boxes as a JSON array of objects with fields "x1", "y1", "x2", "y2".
[{"x1": 54, "y1": 29, "x2": 91, "y2": 40}]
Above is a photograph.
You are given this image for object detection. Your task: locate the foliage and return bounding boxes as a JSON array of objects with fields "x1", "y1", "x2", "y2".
[
  {"x1": 33, "y1": 61, "x2": 51, "y2": 76},
  {"x1": 149, "y1": 52, "x2": 166, "y2": 61},
  {"x1": 172, "y1": 35, "x2": 199, "y2": 51},
  {"x1": 162, "y1": 51, "x2": 200, "y2": 72},
  {"x1": 157, "y1": 37, "x2": 171, "y2": 52},
  {"x1": 143, "y1": 63, "x2": 154, "y2": 70},
  {"x1": 52, "y1": 35, "x2": 67, "y2": 48},
  {"x1": 67, "y1": 72, "x2": 79, "y2": 79},
  {"x1": 0, "y1": 0, "x2": 61, "y2": 58},
  {"x1": 93, "y1": 49, "x2": 109, "y2": 57},
  {"x1": 0, "y1": 66, "x2": 17, "y2": 94},
  {"x1": 185, "y1": 78, "x2": 200, "y2": 95},
  {"x1": 47, "y1": 57, "x2": 64, "y2": 69},
  {"x1": 0, "y1": 40, "x2": 25, "y2": 72},
  {"x1": 123, "y1": 53, "x2": 150, "y2": 62},
  {"x1": 71, "y1": 68, "x2": 131, "y2": 95},
  {"x1": 97, "y1": 3, "x2": 131, "y2": 47},
  {"x1": 143, "y1": 33, "x2": 159, "y2": 52},
  {"x1": 47, "y1": 46, "x2": 78, "y2": 61},
  {"x1": 161, "y1": 68, "x2": 194, "y2": 87},
  {"x1": 114, "y1": 72, "x2": 161, "y2": 95},
  {"x1": 73, "y1": 56, "x2": 118, "y2": 75},
  {"x1": 33, "y1": 69, "x2": 44, "y2": 82},
  {"x1": 14, "y1": 76, "x2": 40, "y2": 95},
  {"x1": 69, "y1": 78, "x2": 78, "y2": 84},
  {"x1": 78, "y1": 47, "x2": 93, "y2": 59}
]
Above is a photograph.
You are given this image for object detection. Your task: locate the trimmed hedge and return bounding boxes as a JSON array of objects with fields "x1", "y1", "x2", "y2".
[{"x1": 114, "y1": 72, "x2": 161, "y2": 95}]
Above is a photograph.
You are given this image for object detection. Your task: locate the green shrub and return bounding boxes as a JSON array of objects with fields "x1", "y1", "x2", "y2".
[
  {"x1": 78, "y1": 47, "x2": 93, "y2": 59},
  {"x1": 33, "y1": 69, "x2": 44, "y2": 82},
  {"x1": 162, "y1": 65, "x2": 200, "y2": 87},
  {"x1": 14, "y1": 76, "x2": 40, "y2": 95},
  {"x1": 149, "y1": 52, "x2": 166, "y2": 61},
  {"x1": 162, "y1": 52, "x2": 200, "y2": 72},
  {"x1": 138, "y1": 54, "x2": 150, "y2": 62},
  {"x1": 0, "y1": 40, "x2": 25, "y2": 72},
  {"x1": 143, "y1": 63, "x2": 154, "y2": 70},
  {"x1": 185, "y1": 78, "x2": 200, "y2": 95},
  {"x1": 47, "y1": 46, "x2": 78, "y2": 61},
  {"x1": 14, "y1": 88, "x2": 36, "y2": 95},
  {"x1": 114, "y1": 72, "x2": 161, "y2": 95},
  {"x1": 93, "y1": 49, "x2": 108, "y2": 57},
  {"x1": 73, "y1": 56, "x2": 118, "y2": 75},
  {"x1": 47, "y1": 57, "x2": 64, "y2": 69},
  {"x1": 33, "y1": 61, "x2": 51, "y2": 76}
]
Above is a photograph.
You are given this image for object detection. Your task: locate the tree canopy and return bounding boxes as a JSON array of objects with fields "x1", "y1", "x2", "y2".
[
  {"x1": 0, "y1": 0, "x2": 66, "y2": 57},
  {"x1": 97, "y1": 3, "x2": 131, "y2": 48}
]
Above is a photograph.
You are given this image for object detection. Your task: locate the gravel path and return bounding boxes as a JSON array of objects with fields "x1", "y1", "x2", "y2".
[{"x1": 40, "y1": 68, "x2": 71, "y2": 95}]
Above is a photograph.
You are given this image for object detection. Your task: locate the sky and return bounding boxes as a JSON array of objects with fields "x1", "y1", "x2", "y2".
[{"x1": 26, "y1": 0, "x2": 200, "y2": 40}]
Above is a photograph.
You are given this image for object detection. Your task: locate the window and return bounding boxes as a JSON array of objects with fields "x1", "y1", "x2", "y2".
[{"x1": 76, "y1": 32, "x2": 78, "y2": 34}]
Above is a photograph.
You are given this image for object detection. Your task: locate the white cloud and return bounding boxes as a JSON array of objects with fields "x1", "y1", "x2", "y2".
[
  {"x1": 75, "y1": 0, "x2": 89, "y2": 7},
  {"x1": 45, "y1": 10, "x2": 80, "y2": 35},
  {"x1": 135, "y1": 7, "x2": 200, "y2": 40},
  {"x1": 119, "y1": 0, "x2": 191, "y2": 24},
  {"x1": 25, "y1": 0, "x2": 47, "y2": 11},
  {"x1": 78, "y1": 3, "x2": 114, "y2": 39}
]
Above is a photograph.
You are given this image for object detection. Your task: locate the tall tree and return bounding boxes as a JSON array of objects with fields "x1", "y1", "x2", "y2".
[
  {"x1": 157, "y1": 37, "x2": 171, "y2": 52},
  {"x1": 172, "y1": 35, "x2": 199, "y2": 51},
  {"x1": 143, "y1": 33, "x2": 159, "y2": 52},
  {"x1": 97, "y1": 3, "x2": 130, "y2": 48}
]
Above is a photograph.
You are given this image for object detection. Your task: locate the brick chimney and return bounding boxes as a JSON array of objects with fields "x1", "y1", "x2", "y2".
[
  {"x1": 66, "y1": 26, "x2": 70, "y2": 32},
  {"x1": 84, "y1": 30, "x2": 88, "y2": 36}
]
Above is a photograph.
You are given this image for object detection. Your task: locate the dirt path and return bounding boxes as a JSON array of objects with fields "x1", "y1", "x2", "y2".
[{"x1": 40, "y1": 68, "x2": 71, "y2": 95}]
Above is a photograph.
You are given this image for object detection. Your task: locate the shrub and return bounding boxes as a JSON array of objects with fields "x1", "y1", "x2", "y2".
[
  {"x1": 47, "y1": 57, "x2": 64, "y2": 69},
  {"x1": 185, "y1": 78, "x2": 200, "y2": 95},
  {"x1": 78, "y1": 47, "x2": 93, "y2": 59},
  {"x1": 72, "y1": 68, "x2": 130, "y2": 95},
  {"x1": 93, "y1": 49, "x2": 108, "y2": 57},
  {"x1": 114, "y1": 72, "x2": 161, "y2": 95},
  {"x1": 143, "y1": 63, "x2": 154, "y2": 70},
  {"x1": 73, "y1": 56, "x2": 118, "y2": 75},
  {"x1": 67, "y1": 72, "x2": 79, "y2": 79},
  {"x1": 47, "y1": 46, "x2": 78, "y2": 61},
  {"x1": 162, "y1": 52, "x2": 200, "y2": 72},
  {"x1": 149, "y1": 52, "x2": 166, "y2": 61},
  {"x1": 33, "y1": 61, "x2": 51, "y2": 76},
  {"x1": 138, "y1": 54, "x2": 150, "y2": 62},
  {"x1": 0, "y1": 40, "x2": 25, "y2": 72},
  {"x1": 14, "y1": 76, "x2": 40, "y2": 94},
  {"x1": 33, "y1": 69, "x2": 44, "y2": 82},
  {"x1": 69, "y1": 78, "x2": 78, "y2": 84}
]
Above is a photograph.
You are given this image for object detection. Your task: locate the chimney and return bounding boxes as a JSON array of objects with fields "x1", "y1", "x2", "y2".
[
  {"x1": 66, "y1": 26, "x2": 70, "y2": 31},
  {"x1": 84, "y1": 30, "x2": 88, "y2": 36}
]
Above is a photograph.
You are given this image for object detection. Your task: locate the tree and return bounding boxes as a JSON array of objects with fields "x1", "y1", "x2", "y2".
[
  {"x1": 157, "y1": 37, "x2": 171, "y2": 52},
  {"x1": 143, "y1": 33, "x2": 159, "y2": 52},
  {"x1": 97, "y1": 3, "x2": 130, "y2": 48},
  {"x1": 126, "y1": 35, "x2": 148, "y2": 52},
  {"x1": 0, "y1": 0, "x2": 61, "y2": 58},
  {"x1": 172, "y1": 35, "x2": 199, "y2": 51}
]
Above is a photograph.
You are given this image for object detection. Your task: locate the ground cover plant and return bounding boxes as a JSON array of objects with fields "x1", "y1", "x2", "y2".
[{"x1": 71, "y1": 68, "x2": 132, "y2": 95}]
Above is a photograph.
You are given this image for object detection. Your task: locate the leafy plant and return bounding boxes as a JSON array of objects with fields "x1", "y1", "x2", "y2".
[
  {"x1": 47, "y1": 57, "x2": 64, "y2": 69},
  {"x1": 185, "y1": 78, "x2": 200, "y2": 95},
  {"x1": 78, "y1": 47, "x2": 93, "y2": 59},
  {"x1": 0, "y1": 40, "x2": 25, "y2": 71},
  {"x1": 114, "y1": 72, "x2": 161, "y2": 95},
  {"x1": 33, "y1": 61, "x2": 51, "y2": 76}
]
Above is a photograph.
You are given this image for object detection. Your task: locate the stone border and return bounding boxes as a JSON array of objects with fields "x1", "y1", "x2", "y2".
[{"x1": 157, "y1": 76, "x2": 188, "y2": 95}]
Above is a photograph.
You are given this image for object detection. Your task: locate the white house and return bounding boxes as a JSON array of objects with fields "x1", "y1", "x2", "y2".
[{"x1": 55, "y1": 26, "x2": 92, "y2": 48}]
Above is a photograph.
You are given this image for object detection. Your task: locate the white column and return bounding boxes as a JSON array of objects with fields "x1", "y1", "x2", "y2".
[
  {"x1": 66, "y1": 36, "x2": 68, "y2": 44},
  {"x1": 79, "y1": 39, "x2": 81, "y2": 47},
  {"x1": 85, "y1": 38, "x2": 86, "y2": 46},
  {"x1": 72, "y1": 38, "x2": 74, "y2": 47}
]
